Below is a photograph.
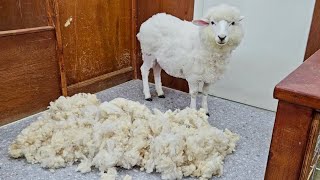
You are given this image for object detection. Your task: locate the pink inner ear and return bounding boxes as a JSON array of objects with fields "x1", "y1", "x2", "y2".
[{"x1": 192, "y1": 20, "x2": 209, "y2": 26}]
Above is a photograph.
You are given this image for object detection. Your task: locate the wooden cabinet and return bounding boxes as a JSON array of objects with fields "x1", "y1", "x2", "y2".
[{"x1": 265, "y1": 50, "x2": 320, "y2": 180}]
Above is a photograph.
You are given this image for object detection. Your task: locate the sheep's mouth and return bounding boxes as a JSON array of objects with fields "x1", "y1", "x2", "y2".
[{"x1": 217, "y1": 41, "x2": 226, "y2": 45}]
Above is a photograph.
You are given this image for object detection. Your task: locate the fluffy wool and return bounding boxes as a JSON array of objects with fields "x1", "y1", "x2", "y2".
[
  {"x1": 137, "y1": 4, "x2": 244, "y2": 114},
  {"x1": 137, "y1": 4, "x2": 244, "y2": 83},
  {"x1": 9, "y1": 93, "x2": 239, "y2": 180}
]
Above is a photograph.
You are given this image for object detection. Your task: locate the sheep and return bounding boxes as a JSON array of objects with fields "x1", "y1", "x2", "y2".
[{"x1": 137, "y1": 4, "x2": 244, "y2": 115}]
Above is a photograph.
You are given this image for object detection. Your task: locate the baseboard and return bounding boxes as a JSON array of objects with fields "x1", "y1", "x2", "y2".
[{"x1": 67, "y1": 67, "x2": 134, "y2": 95}]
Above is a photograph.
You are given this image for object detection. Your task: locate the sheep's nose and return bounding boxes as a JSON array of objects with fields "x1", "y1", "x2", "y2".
[{"x1": 218, "y1": 35, "x2": 226, "y2": 41}]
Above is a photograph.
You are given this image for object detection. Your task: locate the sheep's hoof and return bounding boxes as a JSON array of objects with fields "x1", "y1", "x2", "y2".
[
  {"x1": 158, "y1": 95, "x2": 165, "y2": 98},
  {"x1": 206, "y1": 113, "x2": 210, "y2": 117},
  {"x1": 145, "y1": 98, "x2": 152, "y2": 101}
]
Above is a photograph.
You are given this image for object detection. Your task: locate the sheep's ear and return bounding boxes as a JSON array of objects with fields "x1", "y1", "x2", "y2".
[
  {"x1": 239, "y1": 16, "x2": 245, "y2": 21},
  {"x1": 192, "y1": 19, "x2": 209, "y2": 26}
]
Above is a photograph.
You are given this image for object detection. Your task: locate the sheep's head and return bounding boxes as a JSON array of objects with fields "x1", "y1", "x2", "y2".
[{"x1": 193, "y1": 4, "x2": 244, "y2": 52}]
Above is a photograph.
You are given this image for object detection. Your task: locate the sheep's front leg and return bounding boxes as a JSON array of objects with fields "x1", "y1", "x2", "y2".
[
  {"x1": 201, "y1": 82, "x2": 210, "y2": 116},
  {"x1": 188, "y1": 81, "x2": 199, "y2": 109}
]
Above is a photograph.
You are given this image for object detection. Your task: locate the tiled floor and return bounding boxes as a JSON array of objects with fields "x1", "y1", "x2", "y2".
[{"x1": 0, "y1": 80, "x2": 275, "y2": 180}]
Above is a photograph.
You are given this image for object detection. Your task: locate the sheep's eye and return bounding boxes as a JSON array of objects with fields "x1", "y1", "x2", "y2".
[
  {"x1": 231, "y1": 22, "x2": 235, "y2": 25},
  {"x1": 211, "y1": 21, "x2": 215, "y2": 25}
]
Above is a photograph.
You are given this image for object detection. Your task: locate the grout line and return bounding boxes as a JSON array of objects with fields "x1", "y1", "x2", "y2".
[{"x1": 211, "y1": 95, "x2": 276, "y2": 113}]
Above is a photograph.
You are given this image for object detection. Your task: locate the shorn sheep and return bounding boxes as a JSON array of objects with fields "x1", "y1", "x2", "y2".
[{"x1": 137, "y1": 4, "x2": 244, "y2": 115}]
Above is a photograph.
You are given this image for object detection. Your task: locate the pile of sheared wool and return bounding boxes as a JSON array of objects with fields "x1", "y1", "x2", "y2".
[{"x1": 9, "y1": 93, "x2": 239, "y2": 180}]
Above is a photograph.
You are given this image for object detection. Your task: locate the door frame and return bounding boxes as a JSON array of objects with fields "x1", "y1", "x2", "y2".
[{"x1": 305, "y1": 0, "x2": 320, "y2": 60}]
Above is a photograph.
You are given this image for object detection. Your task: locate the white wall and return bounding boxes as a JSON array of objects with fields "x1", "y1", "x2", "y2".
[{"x1": 194, "y1": 0, "x2": 315, "y2": 111}]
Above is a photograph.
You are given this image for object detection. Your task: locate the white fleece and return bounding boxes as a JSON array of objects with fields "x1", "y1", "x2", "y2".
[
  {"x1": 9, "y1": 93, "x2": 239, "y2": 180},
  {"x1": 137, "y1": 4, "x2": 244, "y2": 84}
]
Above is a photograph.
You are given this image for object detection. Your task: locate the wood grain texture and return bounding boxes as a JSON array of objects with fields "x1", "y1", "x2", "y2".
[
  {"x1": 0, "y1": 0, "x2": 47, "y2": 31},
  {"x1": 305, "y1": 0, "x2": 320, "y2": 60},
  {"x1": 265, "y1": 101, "x2": 313, "y2": 180},
  {"x1": 0, "y1": 26, "x2": 54, "y2": 37},
  {"x1": 67, "y1": 67, "x2": 133, "y2": 96},
  {"x1": 58, "y1": 0, "x2": 133, "y2": 86},
  {"x1": 131, "y1": 0, "x2": 138, "y2": 79},
  {"x1": 136, "y1": 0, "x2": 194, "y2": 92},
  {"x1": 300, "y1": 112, "x2": 320, "y2": 180},
  {"x1": 274, "y1": 50, "x2": 320, "y2": 110},
  {"x1": 47, "y1": 0, "x2": 68, "y2": 96},
  {"x1": 0, "y1": 30, "x2": 61, "y2": 126}
]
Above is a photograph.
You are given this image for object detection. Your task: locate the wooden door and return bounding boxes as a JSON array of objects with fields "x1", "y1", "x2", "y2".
[
  {"x1": 0, "y1": 0, "x2": 61, "y2": 125},
  {"x1": 0, "y1": 0, "x2": 137, "y2": 125},
  {"x1": 57, "y1": 0, "x2": 135, "y2": 95}
]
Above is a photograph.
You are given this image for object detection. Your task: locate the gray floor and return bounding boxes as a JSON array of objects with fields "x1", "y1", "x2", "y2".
[{"x1": 0, "y1": 80, "x2": 275, "y2": 180}]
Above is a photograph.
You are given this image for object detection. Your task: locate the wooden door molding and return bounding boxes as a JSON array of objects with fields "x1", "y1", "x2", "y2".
[
  {"x1": 131, "y1": 0, "x2": 138, "y2": 79},
  {"x1": 46, "y1": 0, "x2": 68, "y2": 96}
]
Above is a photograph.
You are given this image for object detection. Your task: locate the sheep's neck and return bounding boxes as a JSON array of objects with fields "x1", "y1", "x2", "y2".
[
  {"x1": 207, "y1": 52, "x2": 230, "y2": 66},
  {"x1": 203, "y1": 46, "x2": 230, "y2": 67},
  {"x1": 201, "y1": 44, "x2": 231, "y2": 63},
  {"x1": 189, "y1": 52, "x2": 229, "y2": 84}
]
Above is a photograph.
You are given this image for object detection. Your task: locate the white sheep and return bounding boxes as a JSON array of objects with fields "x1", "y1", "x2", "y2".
[{"x1": 137, "y1": 4, "x2": 244, "y2": 115}]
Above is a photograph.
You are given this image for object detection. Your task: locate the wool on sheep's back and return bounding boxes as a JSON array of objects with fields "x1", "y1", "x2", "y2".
[{"x1": 8, "y1": 93, "x2": 239, "y2": 180}]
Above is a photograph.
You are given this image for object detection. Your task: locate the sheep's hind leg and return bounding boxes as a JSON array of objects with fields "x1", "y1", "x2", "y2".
[
  {"x1": 201, "y1": 82, "x2": 210, "y2": 116},
  {"x1": 153, "y1": 62, "x2": 165, "y2": 98},
  {"x1": 141, "y1": 54, "x2": 154, "y2": 101},
  {"x1": 188, "y1": 81, "x2": 199, "y2": 109}
]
